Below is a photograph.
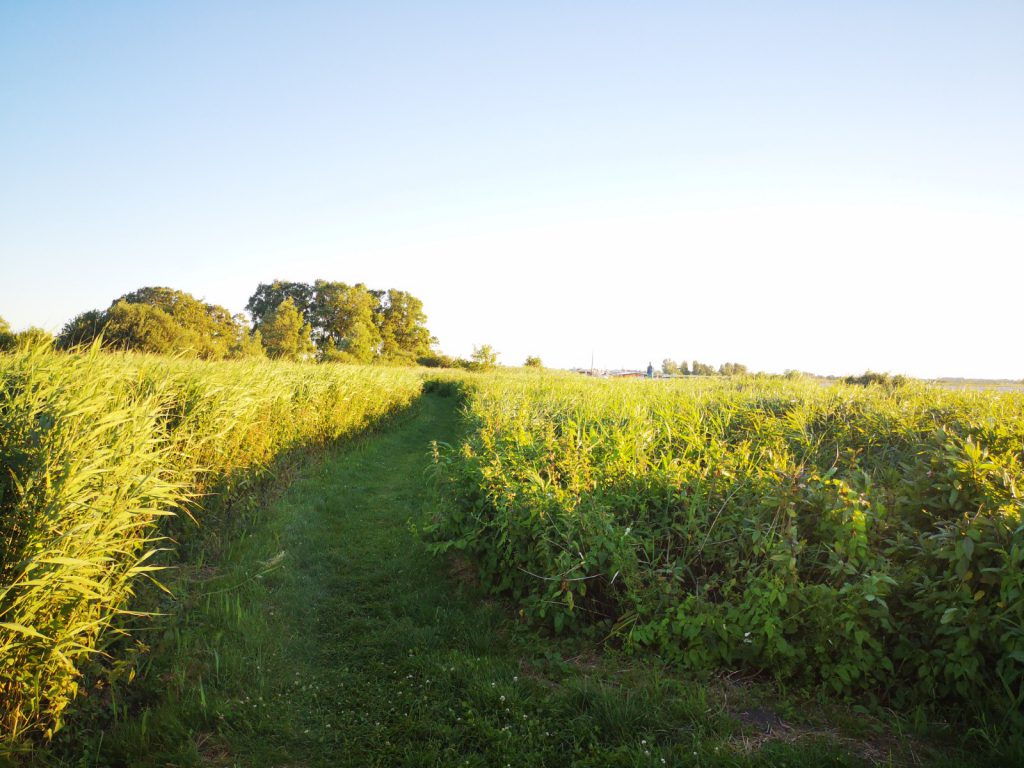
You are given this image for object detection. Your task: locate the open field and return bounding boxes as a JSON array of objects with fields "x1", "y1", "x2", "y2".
[
  {"x1": 932, "y1": 380, "x2": 1024, "y2": 394},
  {"x1": 2, "y1": 353, "x2": 1022, "y2": 765}
]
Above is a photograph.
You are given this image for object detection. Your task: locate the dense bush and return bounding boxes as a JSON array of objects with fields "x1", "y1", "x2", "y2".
[
  {"x1": 417, "y1": 352, "x2": 472, "y2": 369},
  {"x1": 426, "y1": 373, "x2": 1024, "y2": 728},
  {"x1": 0, "y1": 347, "x2": 423, "y2": 750},
  {"x1": 843, "y1": 370, "x2": 909, "y2": 388},
  {"x1": 56, "y1": 287, "x2": 264, "y2": 360},
  {"x1": 0, "y1": 317, "x2": 17, "y2": 352}
]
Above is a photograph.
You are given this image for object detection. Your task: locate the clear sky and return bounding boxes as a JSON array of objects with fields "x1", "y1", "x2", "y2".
[{"x1": 2, "y1": 2, "x2": 1021, "y2": 377}]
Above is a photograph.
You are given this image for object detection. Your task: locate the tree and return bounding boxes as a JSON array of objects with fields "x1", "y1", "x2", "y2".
[
  {"x1": 312, "y1": 281, "x2": 381, "y2": 362},
  {"x1": 719, "y1": 362, "x2": 748, "y2": 376},
  {"x1": 116, "y1": 287, "x2": 241, "y2": 359},
  {"x1": 246, "y1": 280, "x2": 435, "y2": 364},
  {"x1": 58, "y1": 287, "x2": 258, "y2": 359},
  {"x1": 227, "y1": 317, "x2": 265, "y2": 359},
  {"x1": 55, "y1": 310, "x2": 106, "y2": 350},
  {"x1": 378, "y1": 289, "x2": 434, "y2": 362},
  {"x1": 471, "y1": 344, "x2": 499, "y2": 369},
  {"x1": 661, "y1": 358, "x2": 679, "y2": 375},
  {"x1": 691, "y1": 361, "x2": 716, "y2": 376},
  {"x1": 246, "y1": 281, "x2": 315, "y2": 328},
  {"x1": 0, "y1": 316, "x2": 16, "y2": 352},
  {"x1": 15, "y1": 327, "x2": 54, "y2": 350},
  {"x1": 417, "y1": 352, "x2": 470, "y2": 369},
  {"x1": 524, "y1": 355, "x2": 543, "y2": 368},
  {"x1": 258, "y1": 298, "x2": 315, "y2": 361},
  {"x1": 844, "y1": 371, "x2": 908, "y2": 389},
  {"x1": 103, "y1": 300, "x2": 192, "y2": 354}
]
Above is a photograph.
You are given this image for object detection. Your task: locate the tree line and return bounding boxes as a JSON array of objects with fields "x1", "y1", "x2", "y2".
[
  {"x1": 661, "y1": 359, "x2": 749, "y2": 376},
  {"x1": 0, "y1": 316, "x2": 52, "y2": 353},
  {"x1": 3, "y1": 280, "x2": 438, "y2": 364}
]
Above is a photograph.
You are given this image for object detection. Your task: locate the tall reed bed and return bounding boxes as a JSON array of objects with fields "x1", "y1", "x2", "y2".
[
  {"x1": 0, "y1": 346, "x2": 422, "y2": 749},
  {"x1": 427, "y1": 373, "x2": 1024, "y2": 729}
]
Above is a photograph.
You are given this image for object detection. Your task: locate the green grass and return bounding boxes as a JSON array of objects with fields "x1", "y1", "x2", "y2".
[{"x1": 37, "y1": 392, "x2": 1010, "y2": 767}]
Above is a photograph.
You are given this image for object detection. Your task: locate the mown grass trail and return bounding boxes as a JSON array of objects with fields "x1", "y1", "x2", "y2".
[{"x1": 65, "y1": 394, "x2": 970, "y2": 768}]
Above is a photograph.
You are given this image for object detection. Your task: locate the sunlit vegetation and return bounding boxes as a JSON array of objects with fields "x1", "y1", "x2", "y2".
[
  {"x1": 245, "y1": 280, "x2": 435, "y2": 364},
  {"x1": 52, "y1": 281, "x2": 436, "y2": 364},
  {"x1": 0, "y1": 345, "x2": 422, "y2": 752},
  {"x1": 0, "y1": 317, "x2": 16, "y2": 352},
  {"x1": 662, "y1": 359, "x2": 749, "y2": 376},
  {"x1": 425, "y1": 372, "x2": 1024, "y2": 744},
  {"x1": 37, "y1": 392, "x2": 885, "y2": 768},
  {"x1": 2, "y1": 331, "x2": 1021, "y2": 764},
  {"x1": 0, "y1": 316, "x2": 54, "y2": 353}
]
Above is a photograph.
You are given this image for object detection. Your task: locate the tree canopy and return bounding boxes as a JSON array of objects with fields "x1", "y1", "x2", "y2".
[
  {"x1": 471, "y1": 344, "x2": 499, "y2": 369},
  {"x1": 661, "y1": 359, "x2": 749, "y2": 376},
  {"x1": 0, "y1": 316, "x2": 16, "y2": 352},
  {"x1": 56, "y1": 287, "x2": 262, "y2": 359},
  {"x1": 46, "y1": 280, "x2": 436, "y2": 365},
  {"x1": 258, "y1": 298, "x2": 315, "y2": 361},
  {"x1": 246, "y1": 280, "x2": 434, "y2": 363}
]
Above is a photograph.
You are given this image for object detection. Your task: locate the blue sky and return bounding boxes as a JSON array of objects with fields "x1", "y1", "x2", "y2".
[{"x1": 2, "y1": 2, "x2": 1022, "y2": 376}]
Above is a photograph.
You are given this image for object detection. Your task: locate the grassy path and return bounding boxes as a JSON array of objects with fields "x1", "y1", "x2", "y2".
[{"x1": 67, "y1": 394, "x2": 948, "y2": 767}]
